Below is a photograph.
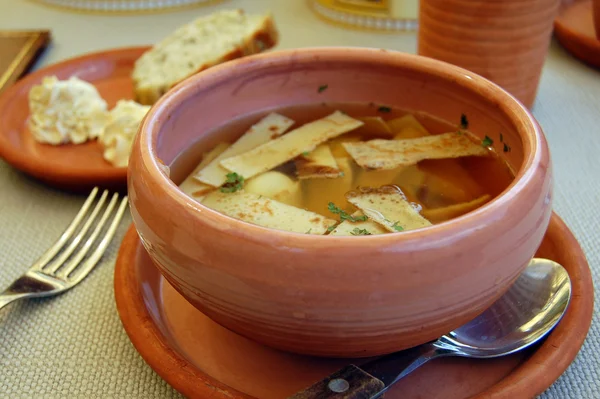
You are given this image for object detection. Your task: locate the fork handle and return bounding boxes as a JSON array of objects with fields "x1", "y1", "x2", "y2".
[{"x1": 0, "y1": 292, "x2": 25, "y2": 310}]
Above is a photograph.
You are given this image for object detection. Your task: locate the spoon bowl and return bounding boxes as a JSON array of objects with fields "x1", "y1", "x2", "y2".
[
  {"x1": 291, "y1": 258, "x2": 572, "y2": 398},
  {"x1": 440, "y1": 258, "x2": 571, "y2": 358}
]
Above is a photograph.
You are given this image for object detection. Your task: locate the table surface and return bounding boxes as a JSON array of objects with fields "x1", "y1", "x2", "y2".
[{"x1": 0, "y1": 0, "x2": 598, "y2": 398}]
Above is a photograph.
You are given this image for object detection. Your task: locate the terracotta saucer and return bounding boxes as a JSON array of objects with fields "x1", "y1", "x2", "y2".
[
  {"x1": 0, "y1": 46, "x2": 149, "y2": 193},
  {"x1": 554, "y1": 0, "x2": 600, "y2": 68},
  {"x1": 114, "y1": 213, "x2": 594, "y2": 399}
]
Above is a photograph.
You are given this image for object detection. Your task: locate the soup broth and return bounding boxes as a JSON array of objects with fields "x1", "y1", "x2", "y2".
[{"x1": 172, "y1": 103, "x2": 514, "y2": 236}]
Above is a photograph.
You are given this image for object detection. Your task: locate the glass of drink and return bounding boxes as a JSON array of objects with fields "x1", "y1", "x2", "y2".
[{"x1": 309, "y1": 0, "x2": 419, "y2": 32}]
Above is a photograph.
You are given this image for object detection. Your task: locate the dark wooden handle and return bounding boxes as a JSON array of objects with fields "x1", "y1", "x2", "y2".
[{"x1": 288, "y1": 364, "x2": 385, "y2": 399}]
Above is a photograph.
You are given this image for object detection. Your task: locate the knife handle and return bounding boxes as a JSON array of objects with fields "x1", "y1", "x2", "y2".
[{"x1": 288, "y1": 364, "x2": 385, "y2": 399}]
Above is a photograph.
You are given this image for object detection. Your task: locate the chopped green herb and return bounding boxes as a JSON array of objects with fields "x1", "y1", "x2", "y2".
[
  {"x1": 327, "y1": 225, "x2": 337, "y2": 232},
  {"x1": 391, "y1": 221, "x2": 404, "y2": 232},
  {"x1": 220, "y1": 172, "x2": 245, "y2": 193},
  {"x1": 503, "y1": 143, "x2": 511, "y2": 152},
  {"x1": 500, "y1": 133, "x2": 504, "y2": 142},
  {"x1": 318, "y1": 84, "x2": 328, "y2": 93},
  {"x1": 460, "y1": 114, "x2": 469, "y2": 129},
  {"x1": 339, "y1": 172, "x2": 345, "y2": 177},
  {"x1": 328, "y1": 202, "x2": 343, "y2": 215},
  {"x1": 482, "y1": 136, "x2": 494, "y2": 147},
  {"x1": 306, "y1": 228, "x2": 312, "y2": 234},
  {"x1": 302, "y1": 151, "x2": 310, "y2": 156},
  {"x1": 328, "y1": 202, "x2": 368, "y2": 222},
  {"x1": 351, "y1": 228, "x2": 372, "y2": 236},
  {"x1": 378, "y1": 106, "x2": 392, "y2": 113}
]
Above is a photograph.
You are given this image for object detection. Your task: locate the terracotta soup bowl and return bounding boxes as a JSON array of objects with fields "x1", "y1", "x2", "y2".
[
  {"x1": 128, "y1": 47, "x2": 552, "y2": 358},
  {"x1": 594, "y1": 0, "x2": 600, "y2": 39}
]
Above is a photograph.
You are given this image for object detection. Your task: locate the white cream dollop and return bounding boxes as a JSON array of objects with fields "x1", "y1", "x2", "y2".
[
  {"x1": 99, "y1": 100, "x2": 150, "y2": 168},
  {"x1": 28, "y1": 76, "x2": 108, "y2": 145}
]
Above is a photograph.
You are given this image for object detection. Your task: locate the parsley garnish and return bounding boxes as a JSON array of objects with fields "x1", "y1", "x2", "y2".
[
  {"x1": 391, "y1": 221, "x2": 404, "y2": 232},
  {"x1": 220, "y1": 172, "x2": 244, "y2": 193},
  {"x1": 460, "y1": 114, "x2": 469, "y2": 129},
  {"x1": 302, "y1": 151, "x2": 310, "y2": 156},
  {"x1": 351, "y1": 228, "x2": 372, "y2": 236},
  {"x1": 327, "y1": 225, "x2": 336, "y2": 232},
  {"x1": 482, "y1": 136, "x2": 494, "y2": 147},
  {"x1": 503, "y1": 143, "x2": 511, "y2": 152},
  {"x1": 327, "y1": 202, "x2": 368, "y2": 222},
  {"x1": 378, "y1": 106, "x2": 392, "y2": 113},
  {"x1": 306, "y1": 228, "x2": 312, "y2": 234},
  {"x1": 318, "y1": 84, "x2": 328, "y2": 93}
]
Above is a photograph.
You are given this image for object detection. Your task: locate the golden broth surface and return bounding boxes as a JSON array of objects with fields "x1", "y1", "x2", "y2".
[{"x1": 172, "y1": 103, "x2": 515, "y2": 226}]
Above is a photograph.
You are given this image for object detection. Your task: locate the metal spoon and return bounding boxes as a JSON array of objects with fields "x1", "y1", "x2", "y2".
[{"x1": 290, "y1": 258, "x2": 571, "y2": 399}]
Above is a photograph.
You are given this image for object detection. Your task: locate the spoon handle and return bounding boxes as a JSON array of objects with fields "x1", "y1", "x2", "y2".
[
  {"x1": 288, "y1": 343, "x2": 445, "y2": 398},
  {"x1": 287, "y1": 364, "x2": 384, "y2": 399}
]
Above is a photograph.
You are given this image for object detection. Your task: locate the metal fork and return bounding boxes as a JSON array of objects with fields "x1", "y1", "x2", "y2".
[{"x1": 0, "y1": 187, "x2": 129, "y2": 311}]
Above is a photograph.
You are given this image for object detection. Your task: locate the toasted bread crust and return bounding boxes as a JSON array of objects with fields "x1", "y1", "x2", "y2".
[{"x1": 133, "y1": 13, "x2": 279, "y2": 105}]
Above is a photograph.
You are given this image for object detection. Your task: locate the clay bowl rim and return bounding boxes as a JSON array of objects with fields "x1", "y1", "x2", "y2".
[{"x1": 135, "y1": 47, "x2": 545, "y2": 249}]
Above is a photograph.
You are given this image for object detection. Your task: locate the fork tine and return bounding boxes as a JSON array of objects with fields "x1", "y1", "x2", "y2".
[
  {"x1": 31, "y1": 187, "x2": 99, "y2": 272},
  {"x1": 63, "y1": 195, "x2": 129, "y2": 283},
  {"x1": 44, "y1": 189, "x2": 109, "y2": 274},
  {"x1": 55, "y1": 192, "x2": 120, "y2": 279},
  {"x1": 57, "y1": 194, "x2": 129, "y2": 281}
]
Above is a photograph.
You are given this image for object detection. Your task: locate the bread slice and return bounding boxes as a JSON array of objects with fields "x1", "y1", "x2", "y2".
[{"x1": 132, "y1": 9, "x2": 279, "y2": 105}]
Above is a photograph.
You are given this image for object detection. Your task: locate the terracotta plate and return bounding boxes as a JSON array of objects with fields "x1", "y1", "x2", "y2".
[
  {"x1": 0, "y1": 46, "x2": 149, "y2": 192},
  {"x1": 554, "y1": 0, "x2": 600, "y2": 69},
  {"x1": 114, "y1": 214, "x2": 594, "y2": 399}
]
